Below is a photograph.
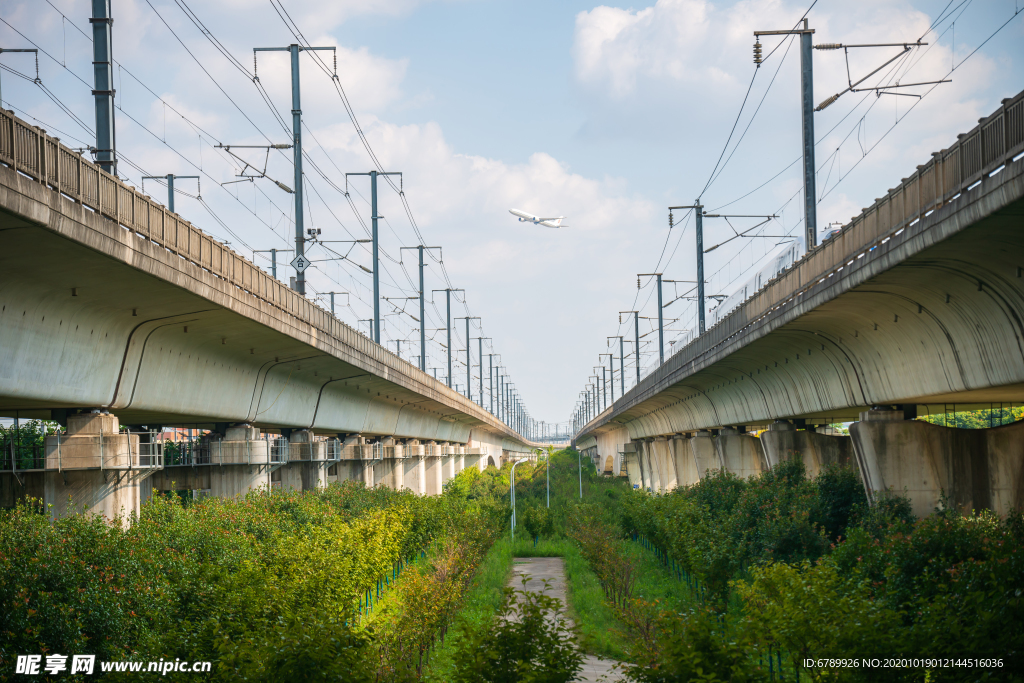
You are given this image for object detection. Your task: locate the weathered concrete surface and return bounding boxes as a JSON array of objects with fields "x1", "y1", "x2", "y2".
[
  {"x1": 851, "y1": 409, "x2": 1024, "y2": 518},
  {"x1": 690, "y1": 431, "x2": 721, "y2": 480},
  {"x1": 648, "y1": 437, "x2": 675, "y2": 492},
  {"x1": 760, "y1": 421, "x2": 855, "y2": 477},
  {"x1": 716, "y1": 428, "x2": 768, "y2": 479},
  {"x1": 671, "y1": 436, "x2": 700, "y2": 487}
]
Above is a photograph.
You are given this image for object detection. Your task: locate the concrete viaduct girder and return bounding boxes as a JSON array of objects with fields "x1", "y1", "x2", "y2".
[
  {"x1": 0, "y1": 108, "x2": 542, "y2": 518},
  {"x1": 0, "y1": 161, "x2": 536, "y2": 452}
]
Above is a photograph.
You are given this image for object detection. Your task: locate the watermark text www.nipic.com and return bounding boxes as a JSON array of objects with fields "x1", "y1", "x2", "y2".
[{"x1": 15, "y1": 655, "x2": 212, "y2": 675}]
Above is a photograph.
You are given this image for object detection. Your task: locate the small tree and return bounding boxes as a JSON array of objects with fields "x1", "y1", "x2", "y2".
[
  {"x1": 519, "y1": 504, "x2": 553, "y2": 546},
  {"x1": 451, "y1": 579, "x2": 582, "y2": 683}
]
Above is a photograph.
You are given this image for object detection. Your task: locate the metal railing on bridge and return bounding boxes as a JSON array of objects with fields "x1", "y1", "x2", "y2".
[
  {"x1": 163, "y1": 435, "x2": 343, "y2": 467},
  {"x1": 1, "y1": 429, "x2": 165, "y2": 473}
]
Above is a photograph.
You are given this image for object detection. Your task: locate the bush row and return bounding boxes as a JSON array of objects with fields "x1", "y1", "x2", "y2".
[{"x1": 0, "y1": 465, "x2": 518, "y2": 682}]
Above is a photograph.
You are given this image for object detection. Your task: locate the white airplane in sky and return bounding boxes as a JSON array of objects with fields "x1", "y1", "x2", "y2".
[{"x1": 509, "y1": 209, "x2": 567, "y2": 228}]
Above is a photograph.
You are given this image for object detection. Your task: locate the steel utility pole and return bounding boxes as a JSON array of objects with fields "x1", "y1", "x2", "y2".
[
  {"x1": 754, "y1": 20, "x2": 816, "y2": 250},
  {"x1": 638, "y1": 274, "x2": 665, "y2": 365},
  {"x1": 320, "y1": 291, "x2": 347, "y2": 317},
  {"x1": 253, "y1": 249, "x2": 291, "y2": 279},
  {"x1": 498, "y1": 371, "x2": 505, "y2": 422},
  {"x1": 141, "y1": 174, "x2": 198, "y2": 214},
  {"x1": 668, "y1": 205, "x2": 706, "y2": 334},
  {"x1": 401, "y1": 246, "x2": 441, "y2": 372},
  {"x1": 346, "y1": 171, "x2": 401, "y2": 339},
  {"x1": 487, "y1": 354, "x2": 497, "y2": 414},
  {"x1": 254, "y1": 44, "x2": 336, "y2": 297},
  {"x1": 620, "y1": 311, "x2": 641, "y2": 386},
  {"x1": 455, "y1": 317, "x2": 480, "y2": 401},
  {"x1": 476, "y1": 337, "x2": 491, "y2": 407},
  {"x1": 91, "y1": 0, "x2": 116, "y2": 175},
  {"x1": 599, "y1": 354, "x2": 613, "y2": 405},
  {"x1": 433, "y1": 289, "x2": 463, "y2": 389},
  {"x1": 607, "y1": 336, "x2": 624, "y2": 402}
]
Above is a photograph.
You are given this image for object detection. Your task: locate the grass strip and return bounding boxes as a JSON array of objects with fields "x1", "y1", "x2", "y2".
[{"x1": 507, "y1": 536, "x2": 628, "y2": 661}]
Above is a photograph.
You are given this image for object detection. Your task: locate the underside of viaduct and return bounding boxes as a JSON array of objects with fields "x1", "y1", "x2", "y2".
[{"x1": 0, "y1": 111, "x2": 541, "y2": 518}]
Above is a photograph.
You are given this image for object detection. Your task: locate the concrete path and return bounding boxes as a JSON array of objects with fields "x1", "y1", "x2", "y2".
[{"x1": 510, "y1": 557, "x2": 625, "y2": 682}]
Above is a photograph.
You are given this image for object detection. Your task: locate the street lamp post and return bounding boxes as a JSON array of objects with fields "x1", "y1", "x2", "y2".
[{"x1": 510, "y1": 458, "x2": 528, "y2": 542}]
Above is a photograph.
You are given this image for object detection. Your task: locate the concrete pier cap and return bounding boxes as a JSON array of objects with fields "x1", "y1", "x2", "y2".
[{"x1": 225, "y1": 424, "x2": 259, "y2": 441}]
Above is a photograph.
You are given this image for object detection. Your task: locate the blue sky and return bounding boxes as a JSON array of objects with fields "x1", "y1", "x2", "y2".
[{"x1": 1, "y1": 0, "x2": 1022, "y2": 426}]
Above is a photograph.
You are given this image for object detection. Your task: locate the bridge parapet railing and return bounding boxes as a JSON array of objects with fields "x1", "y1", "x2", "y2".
[
  {"x1": 31, "y1": 430, "x2": 166, "y2": 472},
  {"x1": 654, "y1": 90, "x2": 1024, "y2": 384}
]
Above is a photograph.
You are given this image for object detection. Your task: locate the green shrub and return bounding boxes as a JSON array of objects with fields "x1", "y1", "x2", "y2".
[{"x1": 450, "y1": 579, "x2": 582, "y2": 683}]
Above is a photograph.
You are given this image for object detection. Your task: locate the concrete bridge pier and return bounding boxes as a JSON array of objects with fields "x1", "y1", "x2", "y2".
[
  {"x1": 671, "y1": 436, "x2": 700, "y2": 487},
  {"x1": 424, "y1": 442, "x2": 442, "y2": 496},
  {"x1": 636, "y1": 440, "x2": 659, "y2": 492},
  {"x1": 715, "y1": 428, "x2": 768, "y2": 480},
  {"x1": 851, "y1": 408, "x2": 1024, "y2": 519},
  {"x1": 41, "y1": 411, "x2": 150, "y2": 521},
  {"x1": 760, "y1": 421, "x2": 855, "y2": 477},
  {"x1": 204, "y1": 425, "x2": 270, "y2": 499},
  {"x1": 690, "y1": 431, "x2": 722, "y2": 480},
  {"x1": 391, "y1": 440, "x2": 406, "y2": 492},
  {"x1": 651, "y1": 437, "x2": 677, "y2": 491},
  {"x1": 289, "y1": 429, "x2": 330, "y2": 492},
  {"x1": 403, "y1": 441, "x2": 425, "y2": 494},
  {"x1": 621, "y1": 442, "x2": 642, "y2": 487},
  {"x1": 463, "y1": 447, "x2": 481, "y2": 472}
]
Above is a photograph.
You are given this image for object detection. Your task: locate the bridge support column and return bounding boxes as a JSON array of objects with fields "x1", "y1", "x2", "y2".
[
  {"x1": 622, "y1": 442, "x2": 642, "y2": 489},
  {"x1": 651, "y1": 437, "x2": 677, "y2": 491},
  {"x1": 424, "y1": 442, "x2": 441, "y2": 495},
  {"x1": 393, "y1": 442, "x2": 405, "y2": 491},
  {"x1": 760, "y1": 421, "x2": 855, "y2": 477},
  {"x1": 850, "y1": 408, "x2": 1024, "y2": 518},
  {"x1": 671, "y1": 436, "x2": 700, "y2": 487},
  {"x1": 415, "y1": 452, "x2": 427, "y2": 495},
  {"x1": 198, "y1": 425, "x2": 268, "y2": 500},
  {"x1": 716, "y1": 428, "x2": 768, "y2": 480},
  {"x1": 402, "y1": 441, "x2": 423, "y2": 494},
  {"x1": 360, "y1": 439, "x2": 377, "y2": 489},
  {"x1": 637, "y1": 440, "x2": 658, "y2": 492},
  {"x1": 41, "y1": 412, "x2": 146, "y2": 521},
  {"x1": 278, "y1": 430, "x2": 311, "y2": 492},
  {"x1": 690, "y1": 431, "x2": 721, "y2": 480}
]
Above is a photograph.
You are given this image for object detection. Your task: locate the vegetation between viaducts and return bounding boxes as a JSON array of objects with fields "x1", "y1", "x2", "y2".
[
  {"x1": 4, "y1": 448, "x2": 1022, "y2": 682},
  {"x1": 0, "y1": 463, "x2": 530, "y2": 682},
  {"x1": 599, "y1": 458, "x2": 1024, "y2": 682}
]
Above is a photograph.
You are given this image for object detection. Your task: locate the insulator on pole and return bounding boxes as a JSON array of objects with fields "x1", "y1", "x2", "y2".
[
  {"x1": 668, "y1": 211, "x2": 674, "y2": 229},
  {"x1": 637, "y1": 277, "x2": 641, "y2": 290},
  {"x1": 753, "y1": 41, "x2": 763, "y2": 65},
  {"x1": 815, "y1": 43, "x2": 843, "y2": 50},
  {"x1": 815, "y1": 93, "x2": 841, "y2": 111}
]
